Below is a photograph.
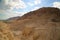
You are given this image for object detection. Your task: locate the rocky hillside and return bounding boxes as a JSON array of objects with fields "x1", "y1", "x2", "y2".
[
  {"x1": 8, "y1": 7, "x2": 60, "y2": 31},
  {"x1": 0, "y1": 7, "x2": 60, "y2": 40}
]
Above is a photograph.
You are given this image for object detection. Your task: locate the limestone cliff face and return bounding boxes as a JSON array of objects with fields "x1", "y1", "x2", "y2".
[{"x1": 1, "y1": 7, "x2": 60, "y2": 40}]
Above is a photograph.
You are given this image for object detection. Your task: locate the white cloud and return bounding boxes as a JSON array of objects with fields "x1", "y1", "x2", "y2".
[
  {"x1": 0, "y1": 0, "x2": 27, "y2": 20},
  {"x1": 27, "y1": 0, "x2": 41, "y2": 6},
  {"x1": 8, "y1": 0, "x2": 27, "y2": 9},
  {"x1": 0, "y1": 0, "x2": 26, "y2": 10},
  {"x1": 34, "y1": 0, "x2": 41, "y2": 5},
  {"x1": 53, "y1": 2, "x2": 60, "y2": 9}
]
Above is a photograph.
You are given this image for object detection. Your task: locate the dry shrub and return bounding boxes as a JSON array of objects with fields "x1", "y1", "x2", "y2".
[{"x1": 0, "y1": 21, "x2": 15, "y2": 40}]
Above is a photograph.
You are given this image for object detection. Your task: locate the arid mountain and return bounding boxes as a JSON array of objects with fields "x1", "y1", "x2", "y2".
[
  {"x1": 1, "y1": 7, "x2": 60, "y2": 40},
  {"x1": 8, "y1": 7, "x2": 60, "y2": 21},
  {"x1": 8, "y1": 7, "x2": 60, "y2": 30},
  {"x1": 19, "y1": 7, "x2": 60, "y2": 20}
]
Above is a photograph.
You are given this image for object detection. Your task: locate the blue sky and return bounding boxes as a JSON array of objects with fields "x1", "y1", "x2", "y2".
[
  {"x1": 17, "y1": 0, "x2": 60, "y2": 12},
  {"x1": 0, "y1": 0, "x2": 60, "y2": 20}
]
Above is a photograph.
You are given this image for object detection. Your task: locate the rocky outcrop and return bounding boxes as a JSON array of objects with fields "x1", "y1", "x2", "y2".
[{"x1": 1, "y1": 7, "x2": 60, "y2": 40}]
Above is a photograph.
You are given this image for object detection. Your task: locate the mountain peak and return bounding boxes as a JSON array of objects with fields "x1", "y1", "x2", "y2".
[{"x1": 16, "y1": 7, "x2": 60, "y2": 20}]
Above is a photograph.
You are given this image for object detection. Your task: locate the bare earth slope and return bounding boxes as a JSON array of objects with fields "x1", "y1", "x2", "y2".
[
  {"x1": 4, "y1": 7, "x2": 60, "y2": 40},
  {"x1": 0, "y1": 21, "x2": 15, "y2": 40}
]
